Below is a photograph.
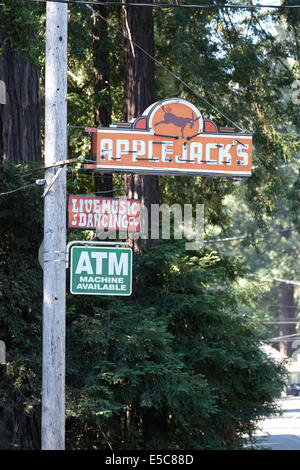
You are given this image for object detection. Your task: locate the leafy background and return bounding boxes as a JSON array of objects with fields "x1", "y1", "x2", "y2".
[{"x1": 0, "y1": 0, "x2": 299, "y2": 450}]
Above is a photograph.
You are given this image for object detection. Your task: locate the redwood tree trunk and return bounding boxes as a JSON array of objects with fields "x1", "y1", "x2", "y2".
[
  {"x1": 0, "y1": 43, "x2": 41, "y2": 164},
  {"x1": 122, "y1": 0, "x2": 159, "y2": 253},
  {"x1": 92, "y1": 1, "x2": 113, "y2": 195},
  {"x1": 278, "y1": 284, "x2": 296, "y2": 357},
  {"x1": 278, "y1": 230, "x2": 296, "y2": 357}
]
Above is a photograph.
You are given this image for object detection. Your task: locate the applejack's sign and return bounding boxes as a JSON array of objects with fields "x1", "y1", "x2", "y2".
[{"x1": 84, "y1": 98, "x2": 252, "y2": 178}]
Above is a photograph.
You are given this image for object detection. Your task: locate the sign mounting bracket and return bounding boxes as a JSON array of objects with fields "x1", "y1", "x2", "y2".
[{"x1": 66, "y1": 240, "x2": 130, "y2": 269}]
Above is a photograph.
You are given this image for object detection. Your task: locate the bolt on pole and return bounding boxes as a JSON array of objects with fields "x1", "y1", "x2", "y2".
[{"x1": 42, "y1": 0, "x2": 68, "y2": 450}]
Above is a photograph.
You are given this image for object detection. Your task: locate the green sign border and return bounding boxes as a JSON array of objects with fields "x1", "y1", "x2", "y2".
[{"x1": 70, "y1": 245, "x2": 132, "y2": 296}]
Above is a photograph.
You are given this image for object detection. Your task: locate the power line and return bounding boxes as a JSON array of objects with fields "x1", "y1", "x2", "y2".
[
  {"x1": 91, "y1": 187, "x2": 126, "y2": 194},
  {"x1": 30, "y1": 0, "x2": 251, "y2": 132},
  {"x1": 21, "y1": 157, "x2": 99, "y2": 177},
  {"x1": 30, "y1": 0, "x2": 299, "y2": 134},
  {"x1": 26, "y1": 0, "x2": 300, "y2": 131},
  {"x1": 68, "y1": 168, "x2": 118, "y2": 178},
  {"x1": 1, "y1": 180, "x2": 297, "y2": 250},
  {"x1": 267, "y1": 338, "x2": 300, "y2": 343},
  {"x1": 265, "y1": 277, "x2": 300, "y2": 287},
  {"x1": 0, "y1": 158, "x2": 106, "y2": 196},
  {"x1": 248, "y1": 273, "x2": 300, "y2": 286},
  {"x1": 0, "y1": 182, "x2": 39, "y2": 197},
  {"x1": 86, "y1": 3, "x2": 246, "y2": 132},
  {"x1": 204, "y1": 226, "x2": 297, "y2": 244},
  {"x1": 263, "y1": 321, "x2": 300, "y2": 324},
  {"x1": 268, "y1": 306, "x2": 300, "y2": 309},
  {"x1": 26, "y1": 0, "x2": 300, "y2": 10},
  {"x1": 267, "y1": 333, "x2": 300, "y2": 341}
]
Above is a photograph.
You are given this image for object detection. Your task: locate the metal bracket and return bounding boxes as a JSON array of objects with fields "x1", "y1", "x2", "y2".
[
  {"x1": 42, "y1": 165, "x2": 66, "y2": 199},
  {"x1": 65, "y1": 240, "x2": 130, "y2": 269}
]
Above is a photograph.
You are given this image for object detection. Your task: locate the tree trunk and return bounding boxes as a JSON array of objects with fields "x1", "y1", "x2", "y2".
[
  {"x1": 277, "y1": 230, "x2": 296, "y2": 357},
  {"x1": 122, "y1": 0, "x2": 159, "y2": 254},
  {"x1": 92, "y1": 1, "x2": 113, "y2": 195},
  {"x1": 278, "y1": 284, "x2": 296, "y2": 357},
  {"x1": 0, "y1": 42, "x2": 41, "y2": 164}
]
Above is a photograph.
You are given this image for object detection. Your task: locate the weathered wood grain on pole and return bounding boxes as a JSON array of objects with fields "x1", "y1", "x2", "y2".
[{"x1": 42, "y1": 0, "x2": 68, "y2": 450}]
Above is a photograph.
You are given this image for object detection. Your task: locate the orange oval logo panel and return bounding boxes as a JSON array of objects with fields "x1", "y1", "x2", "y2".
[{"x1": 149, "y1": 99, "x2": 203, "y2": 140}]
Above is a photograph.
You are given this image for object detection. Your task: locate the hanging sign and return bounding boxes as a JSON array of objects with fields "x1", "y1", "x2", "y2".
[
  {"x1": 84, "y1": 97, "x2": 252, "y2": 178},
  {"x1": 68, "y1": 195, "x2": 140, "y2": 231},
  {"x1": 70, "y1": 245, "x2": 132, "y2": 296}
]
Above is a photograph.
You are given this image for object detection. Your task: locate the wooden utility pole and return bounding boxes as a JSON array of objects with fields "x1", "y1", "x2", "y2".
[{"x1": 42, "y1": 1, "x2": 68, "y2": 450}]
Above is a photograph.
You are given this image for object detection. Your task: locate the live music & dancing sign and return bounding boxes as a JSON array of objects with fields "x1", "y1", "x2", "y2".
[{"x1": 68, "y1": 195, "x2": 140, "y2": 231}]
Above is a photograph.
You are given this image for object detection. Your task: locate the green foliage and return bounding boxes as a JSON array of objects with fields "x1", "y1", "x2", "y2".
[
  {"x1": 155, "y1": 4, "x2": 300, "y2": 227},
  {"x1": 0, "y1": 0, "x2": 44, "y2": 64},
  {"x1": 1, "y1": 1, "x2": 298, "y2": 451},
  {"x1": 218, "y1": 166, "x2": 300, "y2": 347},
  {"x1": 0, "y1": 157, "x2": 287, "y2": 450},
  {"x1": 0, "y1": 162, "x2": 43, "y2": 449},
  {"x1": 64, "y1": 241, "x2": 286, "y2": 450}
]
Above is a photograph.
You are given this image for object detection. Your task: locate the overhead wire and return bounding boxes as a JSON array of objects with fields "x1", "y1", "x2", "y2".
[
  {"x1": 4, "y1": 4, "x2": 300, "y2": 241},
  {"x1": 91, "y1": 187, "x2": 126, "y2": 194},
  {"x1": 25, "y1": 0, "x2": 300, "y2": 10},
  {"x1": 268, "y1": 306, "x2": 300, "y2": 309},
  {"x1": 5, "y1": 0, "x2": 299, "y2": 339},
  {"x1": 204, "y1": 226, "x2": 297, "y2": 244},
  {"x1": 247, "y1": 273, "x2": 300, "y2": 286},
  {"x1": 28, "y1": 0, "x2": 300, "y2": 135},
  {"x1": 0, "y1": 158, "x2": 116, "y2": 196},
  {"x1": 0, "y1": 182, "x2": 39, "y2": 197},
  {"x1": 263, "y1": 321, "x2": 300, "y2": 324},
  {"x1": 26, "y1": 0, "x2": 300, "y2": 133},
  {"x1": 21, "y1": 157, "x2": 103, "y2": 177},
  {"x1": 86, "y1": 3, "x2": 246, "y2": 132},
  {"x1": 1, "y1": 173, "x2": 298, "y2": 249},
  {"x1": 266, "y1": 333, "x2": 300, "y2": 342},
  {"x1": 26, "y1": 0, "x2": 250, "y2": 132}
]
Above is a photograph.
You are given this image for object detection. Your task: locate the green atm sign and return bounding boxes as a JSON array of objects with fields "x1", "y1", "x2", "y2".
[{"x1": 70, "y1": 246, "x2": 132, "y2": 296}]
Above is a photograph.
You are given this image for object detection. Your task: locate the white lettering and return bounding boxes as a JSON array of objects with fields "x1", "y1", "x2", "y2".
[
  {"x1": 111, "y1": 200, "x2": 119, "y2": 214},
  {"x1": 71, "y1": 213, "x2": 78, "y2": 226},
  {"x1": 121, "y1": 215, "x2": 128, "y2": 228},
  {"x1": 102, "y1": 199, "x2": 111, "y2": 213},
  {"x1": 148, "y1": 140, "x2": 158, "y2": 162},
  {"x1": 131, "y1": 202, "x2": 138, "y2": 215},
  {"x1": 175, "y1": 143, "x2": 187, "y2": 163},
  {"x1": 108, "y1": 253, "x2": 128, "y2": 276},
  {"x1": 206, "y1": 143, "x2": 218, "y2": 164},
  {"x1": 75, "y1": 251, "x2": 93, "y2": 275},
  {"x1": 87, "y1": 213, "x2": 94, "y2": 227},
  {"x1": 79, "y1": 213, "x2": 86, "y2": 226},
  {"x1": 84, "y1": 199, "x2": 93, "y2": 213},
  {"x1": 190, "y1": 142, "x2": 202, "y2": 163},
  {"x1": 93, "y1": 199, "x2": 100, "y2": 214},
  {"x1": 119, "y1": 200, "x2": 126, "y2": 215},
  {"x1": 91, "y1": 251, "x2": 108, "y2": 275},
  {"x1": 116, "y1": 140, "x2": 129, "y2": 159},
  {"x1": 102, "y1": 214, "x2": 108, "y2": 227},
  {"x1": 132, "y1": 140, "x2": 145, "y2": 162},
  {"x1": 218, "y1": 144, "x2": 232, "y2": 165},
  {"x1": 94, "y1": 214, "x2": 101, "y2": 227},
  {"x1": 72, "y1": 198, "x2": 79, "y2": 213},
  {"x1": 161, "y1": 141, "x2": 173, "y2": 163},
  {"x1": 237, "y1": 143, "x2": 249, "y2": 166},
  {"x1": 100, "y1": 139, "x2": 113, "y2": 160}
]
